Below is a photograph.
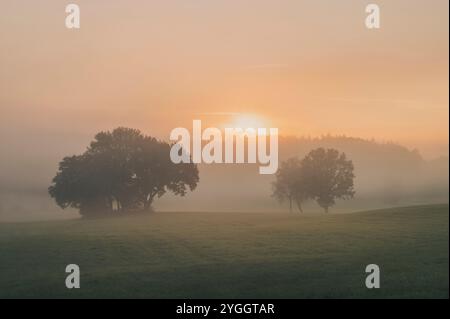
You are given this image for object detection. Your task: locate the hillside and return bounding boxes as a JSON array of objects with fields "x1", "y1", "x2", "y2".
[{"x1": 0, "y1": 204, "x2": 448, "y2": 298}]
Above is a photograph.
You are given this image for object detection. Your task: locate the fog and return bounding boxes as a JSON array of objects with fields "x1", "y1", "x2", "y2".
[
  {"x1": 0, "y1": 134, "x2": 447, "y2": 222},
  {"x1": 0, "y1": 0, "x2": 448, "y2": 221}
]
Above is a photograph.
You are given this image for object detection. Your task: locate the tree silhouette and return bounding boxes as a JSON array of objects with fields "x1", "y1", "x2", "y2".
[
  {"x1": 301, "y1": 148, "x2": 355, "y2": 213},
  {"x1": 273, "y1": 148, "x2": 355, "y2": 213},
  {"x1": 49, "y1": 127, "x2": 199, "y2": 216},
  {"x1": 272, "y1": 158, "x2": 308, "y2": 213}
]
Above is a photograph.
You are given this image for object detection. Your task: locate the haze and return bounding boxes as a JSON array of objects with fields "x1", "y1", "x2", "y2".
[{"x1": 0, "y1": 0, "x2": 448, "y2": 221}]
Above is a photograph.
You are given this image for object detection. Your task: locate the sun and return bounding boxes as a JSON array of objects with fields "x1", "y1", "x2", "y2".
[{"x1": 227, "y1": 114, "x2": 269, "y2": 129}]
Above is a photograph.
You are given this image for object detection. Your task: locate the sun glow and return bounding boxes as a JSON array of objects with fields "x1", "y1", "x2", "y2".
[{"x1": 224, "y1": 114, "x2": 270, "y2": 130}]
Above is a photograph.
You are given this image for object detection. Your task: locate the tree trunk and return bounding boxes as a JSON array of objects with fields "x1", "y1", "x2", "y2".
[
  {"x1": 295, "y1": 199, "x2": 304, "y2": 213},
  {"x1": 144, "y1": 202, "x2": 152, "y2": 211},
  {"x1": 144, "y1": 193, "x2": 156, "y2": 212}
]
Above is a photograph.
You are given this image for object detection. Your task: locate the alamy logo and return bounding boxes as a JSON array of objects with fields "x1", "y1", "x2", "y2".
[
  {"x1": 365, "y1": 264, "x2": 380, "y2": 289},
  {"x1": 170, "y1": 120, "x2": 278, "y2": 174},
  {"x1": 65, "y1": 4, "x2": 80, "y2": 29},
  {"x1": 365, "y1": 4, "x2": 380, "y2": 29},
  {"x1": 65, "y1": 264, "x2": 80, "y2": 289}
]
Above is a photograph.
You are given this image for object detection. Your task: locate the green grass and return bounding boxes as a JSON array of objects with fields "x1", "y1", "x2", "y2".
[{"x1": 0, "y1": 204, "x2": 448, "y2": 299}]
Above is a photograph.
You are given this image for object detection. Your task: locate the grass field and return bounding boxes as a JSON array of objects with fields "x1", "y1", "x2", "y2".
[{"x1": 0, "y1": 204, "x2": 448, "y2": 299}]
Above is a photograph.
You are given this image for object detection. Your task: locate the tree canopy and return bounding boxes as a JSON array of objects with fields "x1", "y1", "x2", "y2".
[
  {"x1": 273, "y1": 148, "x2": 355, "y2": 213},
  {"x1": 49, "y1": 127, "x2": 199, "y2": 216}
]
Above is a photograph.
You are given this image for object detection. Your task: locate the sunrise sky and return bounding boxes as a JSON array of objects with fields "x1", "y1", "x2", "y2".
[{"x1": 0, "y1": 0, "x2": 448, "y2": 159}]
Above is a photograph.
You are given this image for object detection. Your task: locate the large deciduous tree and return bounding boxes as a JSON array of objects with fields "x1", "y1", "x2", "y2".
[{"x1": 49, "y1": 127, "x2": 199, "y2": 216}]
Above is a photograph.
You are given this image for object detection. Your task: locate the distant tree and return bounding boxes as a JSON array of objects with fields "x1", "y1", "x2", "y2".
[
  {"x1": 49, "y1": 127, "x2": 199, "y2": 216},
  {"x1": 273, "y1": 148, "x2": 355, "y2": 213},
  {"x1": 301, "y1": 148, "x2": 355, "y2": 213},
  {"x1": 272, "y1": 158, "x2": 309, "y2": 213}
]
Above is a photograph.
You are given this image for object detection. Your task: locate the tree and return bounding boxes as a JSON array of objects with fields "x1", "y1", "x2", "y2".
[
  {"x1": 132, "y1": 136, "x2": 199, "y2": 211},
  {"x1": 273, "y1": 148, "x2": 355, "y2": 213},
  {"x1": 49, "y1": 127, "x2": 199, "y2": 216},
  {"x1": 272, "y1": 158, "x2": 308, "y2": 213},
  {"x1": 301, "y1": 148, "x2": 355, "y2": 213}
]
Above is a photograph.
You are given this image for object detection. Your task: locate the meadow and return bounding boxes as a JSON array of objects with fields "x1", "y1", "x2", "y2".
[{"x1": 0, "y1": 204, "x2": 448, "y2": 299}]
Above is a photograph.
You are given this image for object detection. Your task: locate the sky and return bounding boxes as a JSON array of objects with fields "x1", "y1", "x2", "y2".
[{"x1": 0, "y1": 0, "x2": 448, "y2": 159}]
